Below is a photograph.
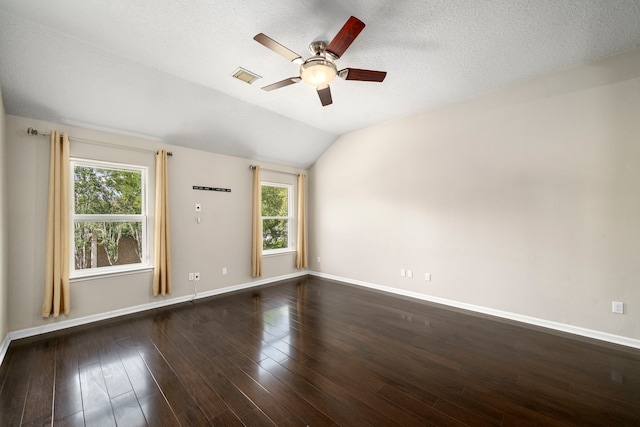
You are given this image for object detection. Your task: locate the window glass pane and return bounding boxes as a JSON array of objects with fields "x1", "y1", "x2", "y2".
[
  {"x1": 74, "y1": 221, "x2": 143, "y2": 269},
  {"x1": 74, "y1": 166, "x2": 142, "y2": 215},
  {"x1": 263, "y1": 219, "x2": 288, "y2": 250},
  {"x1": 262, "y1": 185, "x2": 288, "y2": 217}
]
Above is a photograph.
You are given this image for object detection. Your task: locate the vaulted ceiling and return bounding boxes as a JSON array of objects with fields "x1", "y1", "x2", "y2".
[{"x1": 1, "y1": 1, "x2": 639, "y2": 168}]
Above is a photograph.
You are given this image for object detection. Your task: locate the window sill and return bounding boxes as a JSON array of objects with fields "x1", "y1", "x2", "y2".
[
  {"x1": 70, "y1": 265, "x2": 153, "y2": 283},
  {"x1": 263, "y1": 249, "x2": 296, "y2": 257}
]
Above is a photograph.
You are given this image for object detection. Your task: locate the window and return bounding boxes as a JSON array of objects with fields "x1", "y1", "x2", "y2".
[
  {"x1": 261, "y1": 182, "x2": 294, "y2": 254},
  {"x1": 71, "y1": 159, "x2": 148, "y2": 276}
]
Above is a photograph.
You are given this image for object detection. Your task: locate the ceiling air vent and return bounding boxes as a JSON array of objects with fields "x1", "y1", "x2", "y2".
[{"x1": 232, "y1": 67, "x2": 261, "y2": 84}]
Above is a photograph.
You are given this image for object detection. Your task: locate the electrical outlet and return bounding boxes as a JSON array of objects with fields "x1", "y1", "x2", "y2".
[
  {"x1": 188, "y1": 272, "x2": 194, "y2": 281},
  {"x1": 194, "y1": 272, "x2": 200, "y2": 281},
  {"x1": 400, "y1": 269, "x2": 406, "y2": 277},
  {"x1": 222, "y1": 267, "x2": 227, "y2": 275},
  {"x1": 425, "y1": 273, "x2": 431, "y2": 281},
  {"x1": 612, "y1": 301, "x2": 624, "y2": 314},
  {"x1": 317, "y1": 256, "x2": 321, "y2": 263},
  {"x1": 407, "y1": 270, "x2": 413, "y2": 278}
]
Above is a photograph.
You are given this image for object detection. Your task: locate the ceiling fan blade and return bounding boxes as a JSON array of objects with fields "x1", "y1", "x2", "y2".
[
  {"x1": 338, "y1": 68, "x2": 387, "y2": 82},
  {"x1": 254, "y1": 33, "x2": 303, "y2": 64},
  {"x1": 326, "y1": 16, "x2": 365, "y2": 59},
  {"x1": 317, "y1": 85, "x2": 333, "y2": 106},
  {"x1": 262, "y1": 77, "x2": 301, "y2": 91}
]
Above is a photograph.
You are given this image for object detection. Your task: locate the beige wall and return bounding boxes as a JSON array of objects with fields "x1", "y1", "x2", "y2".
[
  {"x1": 0, "y1": 88, "x2": 8, "y2": 343},
  {"x1": 310, "y1": 47, "x2": 640, "y2": 340},
  {"x1": 6, "y1": 115, "x2": 305, "y2": 332}
]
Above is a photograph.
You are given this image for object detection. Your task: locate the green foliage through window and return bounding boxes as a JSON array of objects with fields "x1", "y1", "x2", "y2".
[
  {"x1": 262, "y1": 184, "x2": 291, "y2": 251},
  {"x1": 74, "y1": 166, "x2": 141, "y2": 214},
  {"x1": 73, "y1": 162, "x2": 146, "y2": 271}
]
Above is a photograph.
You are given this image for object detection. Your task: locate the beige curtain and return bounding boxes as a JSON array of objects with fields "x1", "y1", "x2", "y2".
[
  {"x1": 251, "y1": 165, "x2": 262, "y2": 277},
  {"x1": 296, "y1": 173, "x2": 308, "y2": 269},
  {"x1": 153, "y1": 150, "x2": 172, "y2": 296},
  {"x1": 42, "y1": 131, "x2": 71, "y2": 317}
]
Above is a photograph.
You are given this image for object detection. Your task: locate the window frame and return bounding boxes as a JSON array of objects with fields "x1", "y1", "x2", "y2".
[
  {"x1": 261, "y1": 181, "x2": 295, "y2": 255},
  {"x1": 69, "y1": 158, "x2": 150, "y2": 278}
]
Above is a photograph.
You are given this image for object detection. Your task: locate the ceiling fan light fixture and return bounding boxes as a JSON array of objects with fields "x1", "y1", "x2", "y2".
[
  {"x1": 254, "y1": 16, "x2": 386, "y2": 106},
  {"x1": 300, "y1": 58, "x2": 337, "y2": 87}
]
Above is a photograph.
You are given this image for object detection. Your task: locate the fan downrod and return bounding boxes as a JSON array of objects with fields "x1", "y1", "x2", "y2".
[{"x1": 308, "y1": 41, "x2": 328, "y2": 56}]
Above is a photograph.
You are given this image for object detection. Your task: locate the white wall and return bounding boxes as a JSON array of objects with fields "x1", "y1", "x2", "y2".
[
  {"x1": 310, "y1": 47, "x2": 640, "y2": 341},
  {"x1": 0, "y1": 87, "x2": 9, "y2": 346},
  {"x1": 6, "y1": 115, "x2": 306, "y2": 332}
]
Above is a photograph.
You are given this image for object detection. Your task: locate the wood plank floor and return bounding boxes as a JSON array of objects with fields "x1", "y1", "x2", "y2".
[{"x1": 1, "y1": 276, "x2": 639, "y2": 426}]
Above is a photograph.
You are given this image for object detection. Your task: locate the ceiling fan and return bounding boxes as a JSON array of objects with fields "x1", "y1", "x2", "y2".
[{"x1": 254, "y1": 16, "x2": 387, "y2": 107}]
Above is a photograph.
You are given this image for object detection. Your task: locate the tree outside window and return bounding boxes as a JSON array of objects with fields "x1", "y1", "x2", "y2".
[
  {"x1": 261, "y1": 182, "x2": 294, "y2": 252},
  {"x1": 72, "y1": 160, "x2": 148, "y2": 275}
]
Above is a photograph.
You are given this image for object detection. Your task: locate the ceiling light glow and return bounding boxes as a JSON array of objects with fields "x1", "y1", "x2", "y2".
[{"x1": 300, "y1": 59, "x2": 337, "y2": 87}]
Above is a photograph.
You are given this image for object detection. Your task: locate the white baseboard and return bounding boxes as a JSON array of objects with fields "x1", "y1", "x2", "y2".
[
  {"x1": 8, "y1": 271, "x2": 308, "y2": 343},
  {"x1": 0, "y1": 333, "x2": 10, "y2": 367},
  {"x1": 309, "y1": 271, "x2": 640, "y2": 350},
  {"x1": 6, "y1": 270, "x2": 638, "y2": 355}
]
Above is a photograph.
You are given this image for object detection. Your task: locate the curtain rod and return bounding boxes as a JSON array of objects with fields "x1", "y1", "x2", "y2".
[
  {"x1": 250, "y1": 165, "x2": 302, "y2": 177},
  {"x1": 27, "y1": 127, "x2": 173, "y2": 156}
]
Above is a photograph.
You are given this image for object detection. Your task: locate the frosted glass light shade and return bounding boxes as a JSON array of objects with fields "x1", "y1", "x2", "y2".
[{"x1": 300, "y1": 59, "x2": 337, "y2": 87}]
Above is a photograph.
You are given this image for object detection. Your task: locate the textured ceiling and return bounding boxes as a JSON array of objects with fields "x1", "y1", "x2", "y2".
[{"x1": 1, "y1": 0, "x2": 640, "y2": 168}]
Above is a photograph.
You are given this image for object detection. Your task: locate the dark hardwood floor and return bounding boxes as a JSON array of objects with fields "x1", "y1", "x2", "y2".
[{"x1": 0, "y1": 276, "x2": 639, "y2": 426}]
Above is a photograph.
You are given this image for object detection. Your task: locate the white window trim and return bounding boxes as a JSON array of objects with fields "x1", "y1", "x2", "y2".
[
  {"x1": 261, "y1": 181, "x2": 295, "y2": 255},
  {"x1": 70, "y1": 158, "x2": 150, "y2": 279}
]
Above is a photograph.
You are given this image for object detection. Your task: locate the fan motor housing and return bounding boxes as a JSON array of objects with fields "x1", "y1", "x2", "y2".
[{"x1": 309, "y1": 40, "x2": 329, "y2": 55}]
